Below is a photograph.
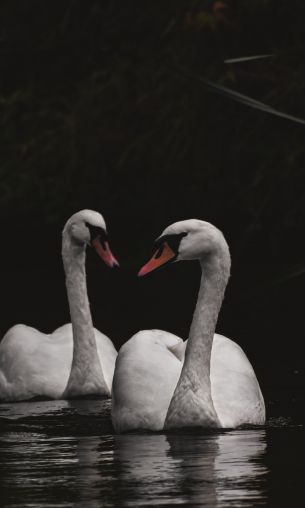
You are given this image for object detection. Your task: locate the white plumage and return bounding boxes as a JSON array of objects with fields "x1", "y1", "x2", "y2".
[
  {"x1": 112, "y1": 220, "x2": 265, "y2": 432},
  {"x1": 0, "y1": 324, "x2": 116, "y2": 401},
  {"x1": 0, "y1": 210, "x2": 117, "y2": 401}
]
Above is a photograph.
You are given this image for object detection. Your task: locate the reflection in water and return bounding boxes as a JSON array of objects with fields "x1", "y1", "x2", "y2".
[
  {"x1": 114, "y1": 431, "x2": 267, "y2": 507},
  {"x1": 0, "y1": 399, "x2": 71, "y2": 419},
  {"x1": 0, "y1": 431, "x2": 79, "y2": 506},
  {"x1": 215, "y1": 432, "x2": 267, "y2": 506},
  {"x1": 0, "y1": 401, "x2": 268, "y2": 507},
  {"x1": 0, "y1": 398, "x2": 110, "y2": 420},
  {"x1": 114, "y1": 434, "x2": 180, "y2": 506}
]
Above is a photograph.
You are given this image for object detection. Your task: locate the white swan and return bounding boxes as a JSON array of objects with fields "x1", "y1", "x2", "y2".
[
  {"x1": 0, "y1": 210, "x2": 118, "y2": 402},
  {"x1": 112, "y1": 219, "x2": 265, "y2": 432}
]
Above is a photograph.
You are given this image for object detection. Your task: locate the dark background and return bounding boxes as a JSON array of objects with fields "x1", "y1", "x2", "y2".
[{"x1": 1, "y1": 0, "x2": 305, "y2": 416}]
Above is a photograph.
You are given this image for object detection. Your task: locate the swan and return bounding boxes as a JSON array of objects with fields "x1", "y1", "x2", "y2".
[
  {"x1": 0, "y1": 210, "x2": 118, "y2": 402},
  {"x1": 112, "y1": 219, "x2": 265, "y2": 432}
]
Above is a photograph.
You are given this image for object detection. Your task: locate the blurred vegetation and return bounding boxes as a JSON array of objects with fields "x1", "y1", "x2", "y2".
[
  {"x1": 1, "y1": 0, "x2": 305, "y2": 261},
  {"x1": 1, "y1": 1, "x2": 305, "y2": 371}
]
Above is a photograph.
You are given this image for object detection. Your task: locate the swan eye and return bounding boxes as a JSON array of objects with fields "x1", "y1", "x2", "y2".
[
  {"x1": 85, "y1": 223, "x2": 107, "y2": 244},
  {"x1": 155, "y1": 245, "x2": 164, "y2": 259},
  {"x1": 155, "y1": 232, "x2": 188, "y2": 255}
]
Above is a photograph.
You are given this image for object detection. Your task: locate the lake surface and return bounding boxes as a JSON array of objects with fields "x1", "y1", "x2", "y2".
[{"x1": 0, "y1": 399, "x2": 304, "y2": 507}]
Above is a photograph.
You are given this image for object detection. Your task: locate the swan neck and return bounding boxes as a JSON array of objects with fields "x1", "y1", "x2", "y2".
[
  {"x1": 62, "y1": 239, "x2": 93, "y2": 345},
  {"x1": 62, "y1": 235, "x2": 108, "y2": 397},
  {"x1": 187, "y1": 254, "x2": 228, "y2": 372},
  {"x1": 165, "y1": 244, "x2": 230, "y2": 428}
]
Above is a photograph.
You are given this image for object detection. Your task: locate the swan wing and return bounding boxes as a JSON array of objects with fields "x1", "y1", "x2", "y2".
[
  {"x1": 94, "y1": 328, "x2": 117, "y2": 392},
  {"x1": 112, "y1": 329, "x2": 182, "y2": 432},
  {"x1": 211, "y1": 334, "x2": 265, "y2": 427},
  {"x1": 0, "y1": 324, "x2": 72, "y2": 401}
]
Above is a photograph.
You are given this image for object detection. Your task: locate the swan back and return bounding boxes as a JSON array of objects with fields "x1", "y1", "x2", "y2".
[{"x1": 112, "y1": 330, "x2": 183, "y2": 432}]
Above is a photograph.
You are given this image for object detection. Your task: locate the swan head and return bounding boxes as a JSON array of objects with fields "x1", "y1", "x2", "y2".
[
  {"x1": 138, "y1": 219, "x2": 228, "y2": 276},
  {"x1": 63, "y1": 210, "x2": 119, "y2": 268}
]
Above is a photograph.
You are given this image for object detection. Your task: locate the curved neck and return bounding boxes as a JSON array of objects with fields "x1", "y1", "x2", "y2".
[
  {"x1": 62, "y1": 235, "x2": 108, "y2": 397},
  {"x1": 165, "y1": 245, "x2": 230, "y2": 428}
]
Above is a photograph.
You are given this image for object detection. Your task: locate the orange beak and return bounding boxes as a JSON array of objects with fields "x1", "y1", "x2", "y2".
[
  {"x1": 138, "y1": 242, "x2": 176, "y2": 277},
  {"x1": 92, "y1": 238, "x2": 119, "y2": 268}
]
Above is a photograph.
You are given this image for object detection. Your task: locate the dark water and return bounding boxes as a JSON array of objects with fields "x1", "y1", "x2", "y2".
[{"x1": 0, "y1": 400, "x2": 303, "y2": 507}]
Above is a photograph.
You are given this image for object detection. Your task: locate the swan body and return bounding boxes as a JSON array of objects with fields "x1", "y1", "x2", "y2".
[
  {"x1": 0, "y1": 324, "x2": 117, "y2": 401},
  {"x1": 112, "y1": 329, "x2": 184, "y2": 431},
  {"x1": 112, "y1": 219, "x2": 265, "y2": 432},
  {"x1": 0, "y1": 210, "x2": 118, "y2": 402},
  {"x1": 112, "y1": 331, "x2": 264, "y2": 432}
]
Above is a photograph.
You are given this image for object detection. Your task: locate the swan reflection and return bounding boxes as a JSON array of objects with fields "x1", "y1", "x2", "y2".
[
  {"x1": 0, "y1": 403, "x2": 268, "y2": 508},
  {"x1": 114, "y1": 430, "x2": 268, "y2": 507}
]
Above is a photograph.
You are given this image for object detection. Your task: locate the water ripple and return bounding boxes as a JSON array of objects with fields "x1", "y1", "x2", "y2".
[{"x1": 0, "y1": 400, "x2": 304, "y2": 507}]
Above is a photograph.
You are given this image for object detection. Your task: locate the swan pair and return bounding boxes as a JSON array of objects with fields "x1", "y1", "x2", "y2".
[{"x1": 0, "y1": 210, "x2": 265, "y2": 431}]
